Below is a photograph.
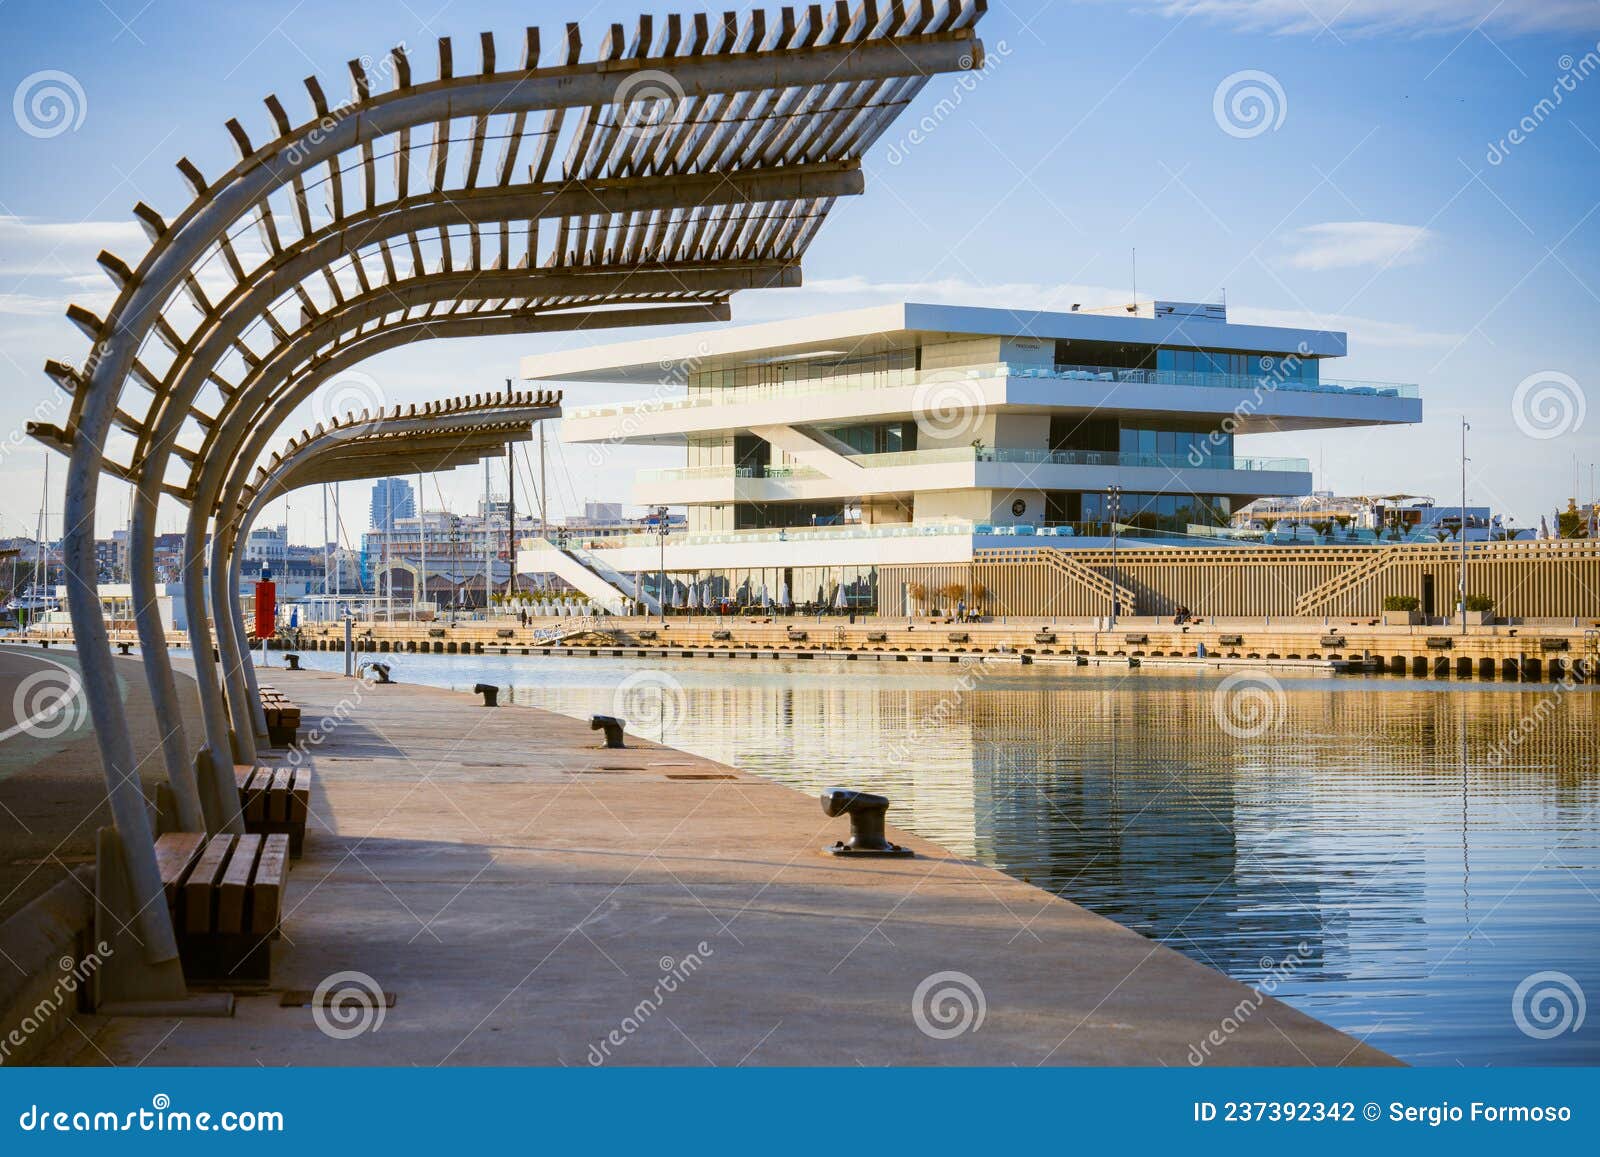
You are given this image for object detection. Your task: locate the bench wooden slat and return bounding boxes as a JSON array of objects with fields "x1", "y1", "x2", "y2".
[
  {"x1": 154, "y1": 832, "x2": 205, "y2": 904},
  {"x1": 237, "y1": 767, "x2": 265, "y2": 822},
  {"x1": 289, "y1": 768, "x2": 311, "y2": 825},
  {"x1": 217, "y1": 833, "x2": 263, "y2": 934},
  {"x1": 251, "y1": 834, "x2": 290, "y2": 935},
  {"x1": 269, "y1": 768, "x2": 293, "y2": 821},
  {"x1": 184, "y1": 834, "x2": 235, "y2": 934}
]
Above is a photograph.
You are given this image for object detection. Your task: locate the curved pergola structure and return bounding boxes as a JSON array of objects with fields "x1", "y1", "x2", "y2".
[
  {"x1": 28, "y1": 4, "x2": 987, "y2": 996},
  {"x1": 218, "y1": 388, "x2": 563, "y2": 772}
]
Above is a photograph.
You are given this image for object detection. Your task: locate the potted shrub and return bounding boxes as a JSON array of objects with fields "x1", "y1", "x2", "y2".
[
  {"x1": 1382, "y1": 594, "x2": 1421, "y2": 625},
  {"x1": 1463, "y1": 594, "x2": 1495, "y2": 626}
]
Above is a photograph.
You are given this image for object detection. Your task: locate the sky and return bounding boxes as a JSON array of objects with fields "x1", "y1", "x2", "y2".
[{"x1": 1, "y1": 0, "x2": 1597, "y2": 548}]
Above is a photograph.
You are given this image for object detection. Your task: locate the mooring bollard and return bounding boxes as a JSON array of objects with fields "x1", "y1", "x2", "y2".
[
  {"x1": 117, "y1": 642, "x2": 131, "y2": 655},
  {"x1": 285, "y1": 653, "x2": 301, "y2": 670},
  {"x1": 591, "y1": 714, "x2": 626, "y2": 748},
  {"x1": 474, "y1": 683, "x2": 499, "y2": 707},
  {"x1": 821, "y1": 787, "x2": 913, "y2": 857}
]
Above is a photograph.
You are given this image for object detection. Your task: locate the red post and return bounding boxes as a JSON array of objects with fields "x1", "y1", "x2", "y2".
[{"x1": 254, "y1": 580, "x2": 276, "y2": 640}]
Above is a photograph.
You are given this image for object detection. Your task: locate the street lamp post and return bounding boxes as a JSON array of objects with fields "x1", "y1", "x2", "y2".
[
  {"x1": 1460, "y1": 417, "x2": 1470, "y2": 636},
  {"x1": 1106, "y1": 484, "x2": 1123, "y2": 627},
  {"x1": 655, "y1": 504, "x2": 669, "y2": 626}
]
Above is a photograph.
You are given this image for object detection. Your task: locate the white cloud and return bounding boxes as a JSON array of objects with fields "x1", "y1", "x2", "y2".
[
  {"x1": 1129, "y1": 0, "x2": 1600, "y2": 35},
  {"x1": 1280, "y1": 222, "x2": 1433, "y2": 271}
]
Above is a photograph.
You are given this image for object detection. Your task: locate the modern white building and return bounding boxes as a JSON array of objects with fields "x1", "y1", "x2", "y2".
[{"x1": 520, "y1": 301, "x2": 1421, "y2": 612}]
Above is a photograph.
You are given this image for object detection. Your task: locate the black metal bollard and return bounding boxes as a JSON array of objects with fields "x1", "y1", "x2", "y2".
[
  {"x1": 591, "y1": 714, "x2": 626, "y2": 748},
  {"x1": 117, "y1": 642, "x2": 131, "y2": 655},
  {"x1": 821, "y1": 787, "x2": 913, "y2": 857},
  {"x1": 474, "y1": 683, "x2": 499, "y2": 707},
  {"x1": 285, "y1": 653, "x2": 301, "y2": 670}
]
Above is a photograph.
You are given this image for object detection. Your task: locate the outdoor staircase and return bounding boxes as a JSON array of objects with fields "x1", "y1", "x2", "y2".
[
  {"x1": 522, "y1": 540, "x2": 660, "y2": 616},
  {"x1": 1038, "y1": 549, "x2": 1138, "y2": 614},
  {"x1": 1292, "y1": 548, "x2": 1399, "y2": 616},
  {"x1": 750, "y1": 423, "x2": 866, "y2": 482}
]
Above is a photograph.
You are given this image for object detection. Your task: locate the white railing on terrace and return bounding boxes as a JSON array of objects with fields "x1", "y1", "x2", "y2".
[
  {"x1": 568, "y1": 362, "x2": 1420, "y2": 420},
  {"x1": 576, "y1": 521, "x2": 980, "y2": 550},
  {"x1": 635, "y1": 446, "x2": 1310, "y2": 485}
]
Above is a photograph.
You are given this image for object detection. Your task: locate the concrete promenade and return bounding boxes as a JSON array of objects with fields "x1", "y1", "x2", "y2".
[{"x1": 46, "y1": 668, "x2": 1393, "y2": 1067}]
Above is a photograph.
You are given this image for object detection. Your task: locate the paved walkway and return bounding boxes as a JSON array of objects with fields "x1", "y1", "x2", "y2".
[{"x1": 59, "y1": 668, "x2": 1395, "y2": 1066}]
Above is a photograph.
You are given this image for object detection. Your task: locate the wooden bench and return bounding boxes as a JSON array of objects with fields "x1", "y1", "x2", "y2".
[
  {"x1": 256, "y1": 685, "x2": 301, "y2": 746},
  {"x1": 235, "y1": 765, "x2": 311, "y2": 857},
  {"x1": 155, "y1": 830, "x2": 289, "y2": 985}
]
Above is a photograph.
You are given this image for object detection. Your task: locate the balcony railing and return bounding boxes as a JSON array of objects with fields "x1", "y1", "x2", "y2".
[
  {"x1": 635, "y1": 447, "x2": 1310, "y2": 485},
  {"x1": 568, "y1": 361, "x2": 1420, "y2": 420}
]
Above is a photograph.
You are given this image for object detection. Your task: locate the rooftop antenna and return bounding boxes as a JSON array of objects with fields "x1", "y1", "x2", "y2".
[{"x1": 1128, "y1": 248, "x2": 1137, "y2": 313}]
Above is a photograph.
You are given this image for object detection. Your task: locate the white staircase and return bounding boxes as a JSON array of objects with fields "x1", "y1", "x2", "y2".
[
  {"x1": 751, "y1": 423, "x2": 866, "y2": 482},
  {"x1": 522, "y1": 539, "x2": 660, "y2": 615}
]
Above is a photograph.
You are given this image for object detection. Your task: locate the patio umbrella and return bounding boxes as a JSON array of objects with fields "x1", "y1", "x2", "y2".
[
  {"x1": 687, "y1": 584, "x2": 700, "y2": 611},
  {"x1": 1539, "y1": 515, "x2": 1550, "y2": 539},
  {"x1": 777, "y1": 581, "x2": 790, "y2": 608},
  {"x1": 833, "y1": 584, "x2": 847, "y2": 611}
]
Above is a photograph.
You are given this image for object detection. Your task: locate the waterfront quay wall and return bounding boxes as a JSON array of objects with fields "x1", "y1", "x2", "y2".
[{"x1": 264, "y1": 616, "x2": 1600, "y2": 682}]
